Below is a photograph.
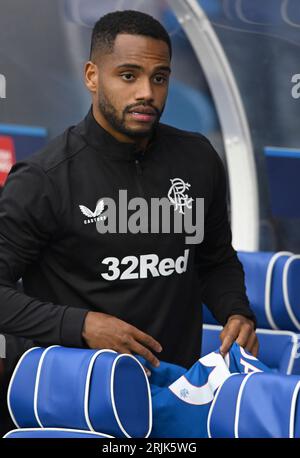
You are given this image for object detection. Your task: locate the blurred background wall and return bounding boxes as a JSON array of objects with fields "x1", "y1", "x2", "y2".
[{"x1": 0, "y1": 0, "x2": 300, "y2": 252}]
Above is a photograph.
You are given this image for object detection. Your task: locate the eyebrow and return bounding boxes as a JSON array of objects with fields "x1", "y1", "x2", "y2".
[{"x1": 116, "y1": 63, "x2": 171, "y2": 73}]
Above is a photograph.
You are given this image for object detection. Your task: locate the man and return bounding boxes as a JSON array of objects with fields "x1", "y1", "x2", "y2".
[{"x1": 0, "y1": 10, "x2": 258, "y2": 373}]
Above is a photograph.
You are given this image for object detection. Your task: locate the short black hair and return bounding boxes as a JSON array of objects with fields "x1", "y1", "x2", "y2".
[{"x1": 90, "y1": 10, "x2": 172, "y2": 60}]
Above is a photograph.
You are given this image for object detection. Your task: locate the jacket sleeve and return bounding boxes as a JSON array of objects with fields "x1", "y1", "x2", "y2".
[
  {"x1": 195, "y1": 148, "x2": 257, "y2": 328},
  {"x1": 0, "y1": 162, "x2": 88, "y2": 346}
]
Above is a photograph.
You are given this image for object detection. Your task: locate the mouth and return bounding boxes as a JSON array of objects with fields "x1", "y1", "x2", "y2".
[{"x1": 127, "y1": 107, "x2": 157, "y2": 123}]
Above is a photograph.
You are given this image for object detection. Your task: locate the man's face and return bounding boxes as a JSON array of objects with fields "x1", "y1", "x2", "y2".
[{"x1": 89, "y1": 34, "x2": 171, "y2": 140}]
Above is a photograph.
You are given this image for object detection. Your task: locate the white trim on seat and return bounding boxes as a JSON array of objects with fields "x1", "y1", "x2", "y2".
[
  {"x1": 234, "y1": 372, "x2": 256, "y2": 438},
  {"x1": 207, "y1": 372, "x2": 239, "y2": 438},
  {"x1": 110, "y1": 354, "x2": 152, "y2": 438},
  {"x1": 33, "y1": 345, "x2": 60, "y2": 428},
  {"x1": 84, "y1": 349, "x2": 116, "y2": 431},
  {"x1": 7, "y1": 346, "x2": 41, "y2": 428},
  {"x1": 202, "y1": 324, "x2": 300, "y2": 375},
  {"x1": 283, "y1": 255, "x2": 300, "y2": 331},
  {"x1": 3, "y1": 427, "x2": 114, "y2": 439},
  {"x1": 289, "y1": 380, "x2": 300, "y2": 438},
  {"x1": 264, "y1": 252, "x2": 293, "y2": 330}
]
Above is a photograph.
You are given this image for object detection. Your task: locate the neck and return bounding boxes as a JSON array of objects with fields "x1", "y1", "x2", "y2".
[{"x1": 92, "y1": 105, "x2": 150, "y2": 151}]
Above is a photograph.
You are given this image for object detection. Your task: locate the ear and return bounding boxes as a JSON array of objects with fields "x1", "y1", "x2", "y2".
[{"x1": 84, "y1": 61, "x2": 98, "y2": 93}]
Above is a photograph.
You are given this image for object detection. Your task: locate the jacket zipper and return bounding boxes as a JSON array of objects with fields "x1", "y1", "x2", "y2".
[{"x1": 134, "y1": 155, "x2": 145, "y2": 197}]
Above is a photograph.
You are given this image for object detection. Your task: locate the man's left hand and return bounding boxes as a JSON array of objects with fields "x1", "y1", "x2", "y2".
[{"x1": 219, "y1": 314, "x2": 259, "y2": 357}]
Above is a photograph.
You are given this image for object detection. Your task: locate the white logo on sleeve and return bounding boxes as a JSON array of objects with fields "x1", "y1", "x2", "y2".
[
  {"x1": 168, "y1": 178, "x2": 194, "y2": 215},
  {"x1": 79, "y1": 200, "x2": 107, "y2": 224}
]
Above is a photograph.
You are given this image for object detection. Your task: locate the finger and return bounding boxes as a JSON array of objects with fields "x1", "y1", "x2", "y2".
[
  {"x1": 131, "y1": 326, "x2": 163, "y2": 353},
  {"x1": 235, "y1": 323, "x2": 255, "y2": 348},
  {"x1": 244, "y1": 332, "x2": 257, "y2": 353},
  {"x1": 129, "y1": 339, "x2": 161, "y2": 368},
  {"x1": 117, "y1": 346, "x2": 133, "y2": 356},
  {"x1": 116, "y1": 342, "x2": 153, "y2": 375},
  {"x1": 220, "y1": 334, "x2": 236, "y2": 356},
  {"x1": 249, "y1": 337, "x2": 259, "y2": 358},
  {"x1": 220, "y1": 322, "x2": 240, "y2": 355},
  {"x1": 220, "y1": 319, "x2": 240, "y2": 342}
]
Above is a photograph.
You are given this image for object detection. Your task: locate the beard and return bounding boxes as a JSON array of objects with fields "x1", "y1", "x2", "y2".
[{"x1": 97, "y1": 90, "x2": 165, "y2": 139}]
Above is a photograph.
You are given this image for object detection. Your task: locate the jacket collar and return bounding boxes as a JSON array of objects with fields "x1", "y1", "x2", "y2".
[{"x1": 75, "y1": 107, "x2": 161, "y2": 162}]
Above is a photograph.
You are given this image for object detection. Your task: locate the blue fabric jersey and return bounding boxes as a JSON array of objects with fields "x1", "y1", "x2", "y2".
[{"x1": 141, "y1": 343, "x2": 269, "y2": 438}]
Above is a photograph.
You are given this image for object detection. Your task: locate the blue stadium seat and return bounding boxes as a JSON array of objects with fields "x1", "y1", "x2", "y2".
[
  {"x1": 4, "y1": 428, "x2": 113, "y2": 438},
  {"x1": 7, "y1": 346, "x2": 151, "y2": 438},
  {"x1": 264, "y1": 147, "x2": 300, "y2": 218},
  {"x1": 203, "y1": 251, "x2": 300, "y2": 375},
  {"x1": 208, "y1": 371, "x2": 300, "y2": 438},
  {"x1": 202, "y1": 324, "x2": 300, "y2": 375},
  {"x1": 203, "y1": 251, "x2": 300, "y2": 332}
]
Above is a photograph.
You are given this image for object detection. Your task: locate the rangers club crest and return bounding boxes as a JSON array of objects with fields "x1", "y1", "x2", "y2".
[{"x1": 167, "y1": 178, "x2": 194, "y2": 214}]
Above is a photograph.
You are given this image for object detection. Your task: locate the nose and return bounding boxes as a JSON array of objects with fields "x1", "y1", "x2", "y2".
[{"x1": 135, "y1": 76, "x2": 154, "y2": 103}]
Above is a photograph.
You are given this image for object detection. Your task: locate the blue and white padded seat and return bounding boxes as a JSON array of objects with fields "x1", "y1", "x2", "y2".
[
  {"x1": 5, "y1": 346, "x2": 152, "y2": 438},
  {"x1": 202, "y1": 324, "x2": 300, "y2": 375},
  {"x1": 203, "y1": 251, "x2": 300, "y2": 332},
  {"x1": 4, "y1": 428, "x2": 114, "y2": 438},
  {"x1": 202, "y1": 251, "x2": 300, "y2": 374}
]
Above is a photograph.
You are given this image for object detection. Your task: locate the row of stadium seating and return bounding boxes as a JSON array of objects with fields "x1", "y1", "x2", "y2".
[
  {"x1": 205, "y1": 251, "x2": 300, "y2": 332},
  {"x1": 2, "y1": 250, "x2": 300, "y2": 437},
  {"x1": 203, "y1": 251, "x2": 300, "y2": 375},
  {"x1": 3, "y1": 338, "x2": 300, "y2": 438}
]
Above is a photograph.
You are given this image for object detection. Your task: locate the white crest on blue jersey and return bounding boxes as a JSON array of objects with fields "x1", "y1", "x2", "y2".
[{"x1": 168, "y1": 352, "x2": 230, "y2": 405}]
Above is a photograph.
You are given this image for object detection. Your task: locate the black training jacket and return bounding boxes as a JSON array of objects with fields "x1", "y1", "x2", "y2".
[{"x1": 0, "y1": 109, "x2": 256, "y2": 368}]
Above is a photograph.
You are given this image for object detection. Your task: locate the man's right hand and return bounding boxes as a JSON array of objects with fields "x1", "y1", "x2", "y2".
[{"x1": 82, "y1": 311, "x2": 162, "y2": 368}]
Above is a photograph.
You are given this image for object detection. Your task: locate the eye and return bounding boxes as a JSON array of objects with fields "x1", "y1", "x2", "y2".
[
  {"x1": 121, "y1": 73, "x2": 135, "y2": 82},
  {"x1": 153, "y1": 75, "x2": 167, "y2": 84}
]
